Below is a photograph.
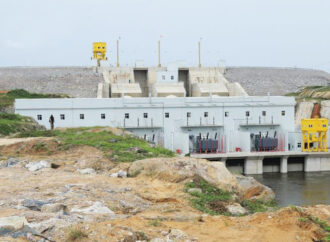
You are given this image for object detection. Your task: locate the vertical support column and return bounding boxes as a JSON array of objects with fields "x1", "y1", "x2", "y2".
[
  {"x1": 280, "y1": 156, "x2": 288, "y2": 173},
  {"x1": 198, "y1": 40, "x2": 201, "y2": 68},
  {"x1": 244, "y1": 157, "x2": 263, "y2": 175},
  {"x1": 158, "y1": 40, "x2": 161, "y2": 68},
  {"x1": 116, "y1": 39, "x2": 120, "y2": 68}
]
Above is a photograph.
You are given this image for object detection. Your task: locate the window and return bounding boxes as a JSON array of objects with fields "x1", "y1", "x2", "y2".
[
  {"x1": 281, "y1": 110, "x2": 285, "y2": 116},
  {"x1": 262, "y1": 111, "x2": 266, "y2": 116},
  {"x1": 171, "y1": 75, "x2": 174, "y2": 80},
  {"x1": 80, "y1": 114, "x2": 84, "y2": 120},
  {"x1": 60, "y1": 114, "x2": 65, "y2": 120},
  {"x1": 125, "y1": 113, "x2": 129, "y2": 119},
  {"x1": 187, "y1": 112, "x2": 191, "y2": 118},
  {"x1": 204, "y1": 112, "x2": 208, "y2": 117},
  {"x1": 101, "y1": 113, "x2": 105, "y2": 119},
  {"x1": 143, "y1": 113, "x2": 148, "y2": 118},
  {"x1": 225, "y1": 112, "x2": 229, "y2": 117},
  {"x1": 297, "y1": 143, "x2": 301, "y2": 148},
  {"x1": 37, "y1": 115, "x2": 42, "y2": 120},
  {"x1": 246, "y1": 111, "x2": 250, "y2": 117},
  {"x1": 165, "y1": 112, "x2": 169, "y2": 118},
  {"x1": 162, "y1": 75, "x2": 165, "y2": 80}
]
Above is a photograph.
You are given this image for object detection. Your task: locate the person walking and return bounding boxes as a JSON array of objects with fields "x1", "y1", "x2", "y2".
[{"x1": 49, "y1": 115, "x2": 55, "y2": 130}]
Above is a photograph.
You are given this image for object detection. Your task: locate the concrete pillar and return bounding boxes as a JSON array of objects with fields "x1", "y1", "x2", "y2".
[
  {"x1": 280, "y1": 156, "x2": 288, "y2": 173},
  {"x1": 304, "y1": 156, "x2": 321, "y2": 172},
  {"x1": 97, "y1": 83, "x2": 103, "y2": 98},
  {"x1": 244, "y1": 157, "x2": 263, "y2": 175}
]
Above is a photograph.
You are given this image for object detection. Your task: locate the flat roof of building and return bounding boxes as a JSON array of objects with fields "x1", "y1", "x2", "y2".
[{"x1": 15, "y1": 96, "x2": 295, "y2": 110}]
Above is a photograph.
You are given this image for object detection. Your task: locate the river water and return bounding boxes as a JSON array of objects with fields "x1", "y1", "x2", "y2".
[{"x1": 251, "y1": 171, "x2": 330, "y2": 206}]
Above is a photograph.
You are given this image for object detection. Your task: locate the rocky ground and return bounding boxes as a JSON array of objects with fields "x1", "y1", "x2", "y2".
[
  {"x1": 1, "y1": 66, "x2": 329, "y2": 98},
  {"x1": 224, "y1": 67, "x2": 330, "y2": 96},
  {"x1": 0, "y1": 67, "x2": 102, "y2": 98},
  {"x1": 0, "y1": 137, "x2": 329, "y2": 242}
]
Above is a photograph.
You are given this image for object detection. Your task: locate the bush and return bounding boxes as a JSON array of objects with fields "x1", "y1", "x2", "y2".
[
  {"x1": 66, "y1": 227, "x2": 88, "y2": 241},
  {"x1": 184, "y1": 178, "x2": 232, "y2": 215}
]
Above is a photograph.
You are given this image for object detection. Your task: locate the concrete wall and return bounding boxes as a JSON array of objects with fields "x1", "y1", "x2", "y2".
[{"x1": 305, "y1": 156, "x2": 330, "y2": 172}]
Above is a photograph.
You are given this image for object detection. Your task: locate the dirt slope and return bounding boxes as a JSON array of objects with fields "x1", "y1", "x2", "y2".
[{"x1": 0, "y1": 137, "x2": 329, "y2": 242}]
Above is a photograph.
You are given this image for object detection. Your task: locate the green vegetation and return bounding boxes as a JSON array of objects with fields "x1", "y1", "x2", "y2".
[
  {"x1": 66, "y1": 227, "x2": 88, "y2": 241},
  {"x1": 148, "y1": 218, "x2": 163, "y2": 227},
  {"x1": 291, "y1": 206, "x2": 330, "y2": 241},
  {"x1": 0, "y1": 113, "x2": 41, "y2": 136},
  {"x1": 241, "y1": 199, "x2": 278, "y2": 213},
  {"x1": 285, "y1": 85, "x2": 330, "y2": 101},
  {"x1": 17, "y1": 127, "x2": 174, "y2": 162},
  {"x1": 0, "y1": 89, "x2": 69, "y2": 109},
  {"x1": 135, "y1": 231, "x2": 150, "y2": 241},
  {"x1": 185, "y1": 178, "x2": 278, "y2": 216},
  {"x1": 184, "y1": 178, "x2": 233, "y2": 215}
]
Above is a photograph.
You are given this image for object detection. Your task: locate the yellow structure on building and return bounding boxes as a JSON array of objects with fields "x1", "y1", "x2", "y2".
[
  {"x1": 301, "y1": 118, "x2": 328, "y2": 152},
  {"x1": 92, "y1": 42, "x2": 107, "y2": 67}
]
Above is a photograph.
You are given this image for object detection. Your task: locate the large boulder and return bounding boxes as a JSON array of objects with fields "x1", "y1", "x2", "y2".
[
  {"x1": 235, "y1": 175, "x2": 275, "y2": 202},
  {"x1": 0, "y1": 216, "x2": 29, "y2": 231},
  {"x1": 128, "y1": 157, "x2": 239, "y2": 191}
]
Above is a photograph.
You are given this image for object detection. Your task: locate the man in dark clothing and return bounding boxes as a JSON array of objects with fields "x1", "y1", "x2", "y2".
[{"x1": 49, "y1": 115, "x2": 55, "y2": 130}]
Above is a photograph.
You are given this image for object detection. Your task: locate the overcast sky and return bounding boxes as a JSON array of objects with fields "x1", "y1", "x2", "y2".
[{"x1": 1, "y1": 0, "x2": 330, "y2": 71}]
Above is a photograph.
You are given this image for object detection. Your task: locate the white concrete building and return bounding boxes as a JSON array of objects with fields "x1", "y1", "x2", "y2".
[{"x1": 15, "y1": 96, "x2": 296, "y2": 155}]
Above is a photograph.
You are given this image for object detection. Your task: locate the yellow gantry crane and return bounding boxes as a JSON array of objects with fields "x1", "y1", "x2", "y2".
[
  {"x1": 301, "y1": 118, "x2": 328, "y2": 152},
  {"x1": 92, "y1": 42, "x2": 107, "y2": 67}
]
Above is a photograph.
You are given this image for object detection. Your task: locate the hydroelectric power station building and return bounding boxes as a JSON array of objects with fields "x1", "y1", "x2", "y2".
[{"x1": 14, "y1": 64, "x2": 330, "y2": 175}]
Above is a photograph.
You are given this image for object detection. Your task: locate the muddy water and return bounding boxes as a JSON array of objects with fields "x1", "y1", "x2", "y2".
[{"x1": 251, "y1": 171, "x2": 330, "y2": 206}]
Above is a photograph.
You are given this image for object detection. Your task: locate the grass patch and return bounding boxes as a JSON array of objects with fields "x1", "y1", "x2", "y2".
[
  {"x1": 241, "y1": 199, "x2": 278, "y2": 213},
  {"x1": 0, "y1": 89, "x2": 69, "y2": 109},
  {"x1": 17, "y1": 127, "x2": 174, "y2": 162},
  {"x1": 66, "y1": 227, "x2": 88, "y2": 241},
  {"x1": 0, "y1": 113, "x2": 41, "y2": 136},
  {"x1": 184, "y1": 177, "x2": 233, "y2": 215},
  {"x1": 148, "y1": 218, "x2": 163, "y2": 227}
]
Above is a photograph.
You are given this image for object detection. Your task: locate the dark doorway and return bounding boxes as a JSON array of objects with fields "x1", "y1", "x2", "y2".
[{"x1": 134, "y1": 69, "x2": 148, "y2": 96}]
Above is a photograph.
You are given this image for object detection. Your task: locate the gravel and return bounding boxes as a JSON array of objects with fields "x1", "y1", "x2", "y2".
[
  {"x1": 224, "y1": 67, "x2": 330, "y2": 96},
  {"x1": 1, "y1": 66, "x2": 329, "y2": 98},
  {"x1": 0, "y1": 67, "x2": 102, "y2": 98}
]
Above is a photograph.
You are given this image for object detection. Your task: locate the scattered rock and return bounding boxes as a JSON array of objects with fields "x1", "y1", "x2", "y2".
[
  {"x1": 0, "y1": 216, "x2": 29, "y2": 231},
  {"x1": 167, "y1": 228, "x2": 189, "y2": 241},
  {"x1": 26, "y1": 160, "x2": 50, "y2": 172},
  {"x1": 41, "y1": 203, "x2": 67, "y2": 213},
  {"x1": 22, "y1": 199, "x2": 48, "y2": 211},
  {"x1": 7, "y1": 158, "x2": 19, "y2": 167},
  {"x1": 110, "y1": 170, "x2": 127, "y2": 178},
  {"x1": 187, "y1": 188, "x2": 202, "y2": 194},
  {"x1": 71, "y1": 201, "x2": 114, "y2": 215},
  {"x1": 0, "y1": 158, "x2": 19, "y2": 168},
  {"x1": 236, "y1": 175, "x2": 275, "y2": 202},
  {"x1": 78, "y1": 168, "x2": 96, "y2": 175},
  {"x1": 118, "y1": 170, "x2": 127, "y2": 178},
  {"x1": 226, "y1": 203, "x2": 247, "y2": 216}
]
